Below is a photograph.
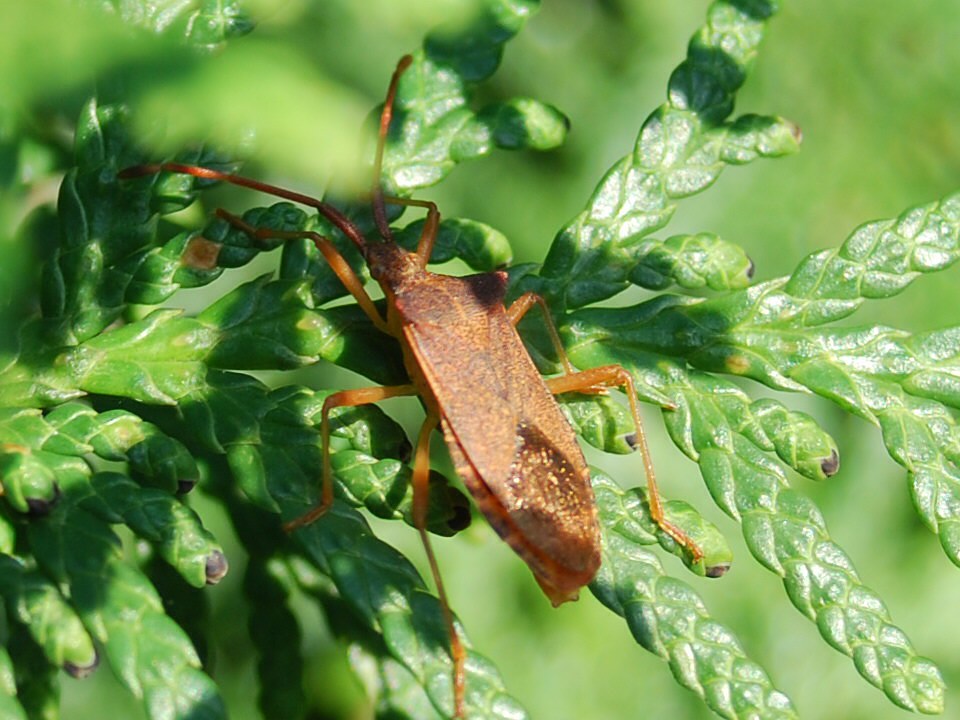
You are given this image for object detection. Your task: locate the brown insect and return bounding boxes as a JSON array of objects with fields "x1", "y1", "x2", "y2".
[{"x1": 122, "y1": 55, "x2": 702, "y2": 718}]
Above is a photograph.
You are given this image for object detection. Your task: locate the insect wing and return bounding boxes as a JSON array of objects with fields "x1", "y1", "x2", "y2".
[{"x1": 397, "y1": 271, "x2": 601, "y2": 602}]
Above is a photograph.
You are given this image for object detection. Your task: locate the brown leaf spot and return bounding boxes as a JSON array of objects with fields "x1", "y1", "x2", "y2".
[
  {"x1": 182, "y1": 236, "x2": 222, "y2": 270},
  {"x1": 724, "y1": 354, "x2": 750, "y2": 374}
]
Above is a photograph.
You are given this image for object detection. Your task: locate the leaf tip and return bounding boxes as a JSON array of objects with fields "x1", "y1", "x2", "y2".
[
  {"x1": 177, "y1": 478, "x2": 197, "y2": 495},
  {"x1": 705, "y1": 561, "x2": 731, "y2": 578},
  {"x1": 26, "y1": 483, "x2": 62, "y2": 516},
  {"x1": 64, "y1": 649, "x2": 100, "y2": 679},
  {"x1": 205, "y1": 550, "x2": 229, "y2": 585},
  {"x1": 821, "y1": 448, "x2": 840, "y2": 477}
]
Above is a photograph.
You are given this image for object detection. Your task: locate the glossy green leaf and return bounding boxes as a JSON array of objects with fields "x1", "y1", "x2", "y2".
[
  {"x1": 559, "y1": 394, "x2": 636, "y2": 455},
  {"x1": 395, "y1": 217, "x2": 513, "y2": 271},
  {"x1": 3, "y1": 0, "x2": 958, "y2": 718},
  {"x1": 29, "y1": 494, "x2": 226, "y2": 720},
  {"x1": 593, "y1": 473, "x2": 732, "y2": 578},
  {"x1": 104, "y1": 0, "x2": 253, "y2": 46},
  {"x1": 143, "y1": 553, "x2": 214, "y2": 668},
  {"x1": 559, "y1": 288, "x2": 946, "y2": 714},
  {"x1": 629, "y1": 232, "x2": 755, "y2": 291},
  {"x1": 591, "y1": 473, "x2": 794, "y2": 719},
  {"x1": 384, "y1": 0, "x2": 555, "y2": 191},
  {"x1": 45, "y1": 99, "x2": 161, "y2": 344},
  {"x1": 0, "y1": 513, "x2": 15, "y2": 555},
  {"x1": 244, "y1": 557, "x2": 306, "y2": 720},
  {"x1": 7, "y1": 620, "x2": 59, "y2": 720},
  {"x1": 86, "y1": 472, "x2": 225, "y2": 587},
  {"x1": 0, "y1": 557, "x2": 98, "y2": 676},
  {"x1": 535, "y1": 14, "x2": 800, "y2": 309},
  {"x1": 4, "y1": 403, "x2": 201, "y2": 492},
  {"x1": 603, "y1": 193, "x2": 960, "y2": 566},
  {"x1": 656, "y1": 358, "x2": 941, "y2": 713},
  {"x1": 0, "y1": 446, "x2": 68, "y2": 515},
  {"x1": 288, "y1": 507, "x2": 527, "y2": 720},
  {"x1": 220, "y1": 384, "x2": 469, "y2": 536},
  {"x1": 0, "y1": 646, "x2": 28, "y2": 720}
]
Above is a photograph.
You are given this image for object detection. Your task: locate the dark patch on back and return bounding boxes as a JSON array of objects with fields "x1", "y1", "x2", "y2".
[
  {"x1": 508, "y1": 422, "x2": 581, "y2": 504},
  {"x1": 463, "y1": 271, "x2": 507, "y2": 309},
  {"x1": 394, "y1": 270, "x2": 507, "y2": 327}
]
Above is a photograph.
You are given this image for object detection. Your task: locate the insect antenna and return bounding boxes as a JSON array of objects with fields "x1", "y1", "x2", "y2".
[
  {"x1": 370, "y1": 54, "x2": 413, "y2": 242},
  {"x1": 118, "y1": 162, "x2": 370, "y2": 252}
]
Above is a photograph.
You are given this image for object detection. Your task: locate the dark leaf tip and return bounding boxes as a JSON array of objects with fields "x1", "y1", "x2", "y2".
[
  {"x1": 448, "y1": 497, "x2": 473, "y2": 533},
  {"x1": 26, "y1": 484, "x2": 62, "y2": 516},
  {"x1": 64, "y1": 650, "x2": 100, "y2": 679},
  {"x1": 177, "y1": 478, "x2": 198, "y2": 495},
  {"x1": 205, "y1": 550, "x2": 229, "y2": 584},
  {"x1": 821, "y1": 449, "x2": 840, "y2": 477},
  {"x1": 705, "y1": 562, "x2": 731, "y2": 578}
]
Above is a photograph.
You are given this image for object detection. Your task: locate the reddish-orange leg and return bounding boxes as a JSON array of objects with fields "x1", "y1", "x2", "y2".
[
  {"x1": 378, "y1": 195, "x2": 441, "y2": 263},
  {"x1": 281, "y1": 383, "x2": 418, "y2": 532},
  {"x1": 411, "y1": 413, "x2": 467, "y2": 718},
  {"x1": 506, "y1": 292, "x2": 589, "y2": 379},
  {"x1": 209, "y1": 209, "x2": 416, "y2": 531},
  {"x1": 121, "y1": 56, "x2": 469, "y2": 717},
  {"x1": 214, "y1": 209, "x2": 389, "y2": 333},
  {"x1": 546, "y1": 366, "x2": 702, "y2": 562},
  {"x1": 507, "y1": 294, "x2": 703, "y2": 563},
  {"x1": 218, "y1": 206, "x2": 469, "y2": 717}
]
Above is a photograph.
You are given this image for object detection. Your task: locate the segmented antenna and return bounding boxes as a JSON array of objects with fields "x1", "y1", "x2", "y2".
[{"x1": 370, "y1": 54, "x2": 413, "y2": 242}]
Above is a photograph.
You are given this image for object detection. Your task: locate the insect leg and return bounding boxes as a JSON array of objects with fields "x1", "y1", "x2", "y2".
[
  {"x1": 283, "y1": 383, "x2": 418, "y2": 532},
  {"x1": 545, "y1": 366, "x2": 704, "y2": 563},
  {"x1": 118, "y1": 163, "x2": 370, "y2": 252},
  {"x1": 215, "y1": 209, "x2": 390, "y2": 332},
  {"x1": 379, "y1": 195, "x2": 441, "y2": 266},
  {"x1": 412, "y1": 413, "x2": 467, "y2": 719},
  {"x1": 507, "y1": 294, "x2": 609, "y2": 393},
  {"x1": 505, "y1": 292, "x2": 579, "y2": 374}
]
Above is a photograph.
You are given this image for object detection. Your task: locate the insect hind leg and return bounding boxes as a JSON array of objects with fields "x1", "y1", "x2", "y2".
[
  {"x1": 412, "y1": 413, "x2": 467, "y2": 718},
  {"x1": 505, "y1": 292, "x2": 608, "y2": 396},
  {"x1": 546, "y1": 365, "x2": 704, "y2": 564},
  {"x1": 502, "y1": 292, "x2": 700, "y2": 560}
]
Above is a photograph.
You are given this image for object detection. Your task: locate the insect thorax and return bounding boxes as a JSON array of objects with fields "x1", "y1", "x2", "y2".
[{"x1": 365, "y1": 241, "x2": 423, "y2": 292}]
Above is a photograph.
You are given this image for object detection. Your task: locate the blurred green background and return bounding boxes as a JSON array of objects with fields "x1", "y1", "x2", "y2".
[{"x1": 3, "y1": 1, "x2": 960, "y2": 718}]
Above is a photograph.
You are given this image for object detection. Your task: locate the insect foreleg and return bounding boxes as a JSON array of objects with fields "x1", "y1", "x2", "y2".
[
  {"x1": 380, "y1": 195, "x2": 441, "y2": 266},
  {"x1": 215, "y1": 208, "x2": 390, "y2": 333}
]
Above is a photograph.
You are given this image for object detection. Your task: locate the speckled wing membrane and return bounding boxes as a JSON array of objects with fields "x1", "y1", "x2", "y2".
[{"x1": 397, "y1": 269, "x2": 602, "y2": 604}]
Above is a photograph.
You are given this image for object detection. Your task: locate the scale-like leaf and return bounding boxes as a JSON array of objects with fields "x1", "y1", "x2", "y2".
[
  {"x1": 3, "y1": 0, "x2": 958, "y2": 717},
  {"x1": 534, "y1": 2, "x2": 799, "y2": 310},
  {"x1": 0, "y1": 646, "x2": 28, "y2": 720},
  {"x1": 27, "y1": 474, "x2": 226, "y2": 719},
  {"x1": 592, "y1": 474, "x2": 796, "y2": 719},
  {"x1": 382, "y1": 0, "x2": 564, "y2": 191},
  {"x1": 0, "y1": 557, "x2": 98, "y2": 676}
]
